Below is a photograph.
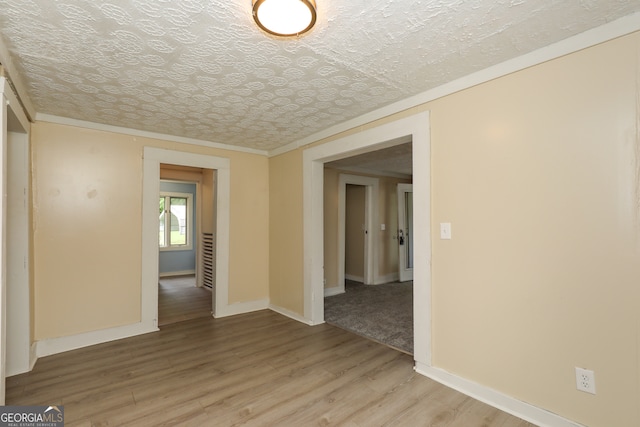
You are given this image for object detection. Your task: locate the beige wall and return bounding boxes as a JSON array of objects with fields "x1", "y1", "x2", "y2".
[
  {"x1": 201, "y1": 169, "x2": 215, "y2": 234},
  {"x1": 32, "y1": 122, "x2": 269, "y2": 340},
  {"x1": 268, "y1": 149, "x2": 304, "y2": 313},
  {"x1": 269, "y1": 32, "x2": 640, "y2": 426},
  {"x1": 428, "y1": 33, "x2": 640, "y2": 427}
]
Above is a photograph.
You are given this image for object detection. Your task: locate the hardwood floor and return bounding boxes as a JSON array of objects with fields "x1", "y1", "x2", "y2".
[
  {"x1": 7, "y1": 310, "x2": 535, "y2": 426},
  {"x1": 158, "y1": 275, "x2": 212, "y2": 326}
]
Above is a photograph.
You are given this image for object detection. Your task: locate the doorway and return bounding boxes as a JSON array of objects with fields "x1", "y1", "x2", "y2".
[
  {"x1": 345, "y1": 184, "x2": 365, "y2": 283},
  {"x1": 141, "y1": 148, "x2": 231, "y2": 330},
  {"x1": 324, "y1": 159, "x2": 411, "y2": 353},
  {"x1": 1, "y1": 79, "x2": 31, "y2": 404},
  {"x1": 303, "y1": 111, "x2": 431, "y2": 367},
  {"x1": 157, "y1": 172, "x2": 213, "y2": 326},
  {"x1": 6, "y1": 119, "x2": 31, "y2": 377},
  {"x1": 337, "y1": 174, "x2": 379, "y2": 293}
]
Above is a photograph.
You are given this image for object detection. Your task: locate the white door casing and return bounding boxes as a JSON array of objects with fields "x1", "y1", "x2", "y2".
[
  {"x1": 0, "y1": 81, "x2": 7, "y2": 405},
  {"x1": 397, "y1": 183, "x2": 414, "y2": 282},
  {"x1": 142, "y1": 148, "x2": 230, "y2": 326},
  {"x1": 303, "y1": 111, "x2": 431, "y2": 367},
  {"x1": 0, "y1": 78, "x2": 31, "y2": 402},
  {"x1": 6, "y1": 129, "x2": 31, "y2": 376}
]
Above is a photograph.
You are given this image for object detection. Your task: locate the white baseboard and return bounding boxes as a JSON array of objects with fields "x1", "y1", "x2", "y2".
[
  {"x1": 214, "y1": 298, "x2": 269, "y2": 318},
  {"x1": 30, "y1": 342, "x2": 37, "y2": 371},
  {"x1": 35, "y1": 321, "x2": 158, "y2": 358},
  {"x1": 414, "y1": 362, "x2": 584, "y2": 427},
  {"x1": 269, "y1": 304, "x2": 314, "y2": 325},
  {"x1": 159, "y1": 269, "x2": 196, "y2": 278},
  {"x1": 32, "y1": 298, "x2": 269, "y2": 361},
  {"x1": 345, "y1": 274, "x2": 363, "y2": 282},
  {"x1": 324, "y1": 286, "x2": 345, "y2": 297},
  {"x1": 374, "y1": 272, "x2": 399, "y2": 284}
]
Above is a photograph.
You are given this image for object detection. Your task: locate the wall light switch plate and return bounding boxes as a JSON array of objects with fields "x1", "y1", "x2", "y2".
[{"x1": 440, "y1": 223, "x2": 452, "y2": 240}]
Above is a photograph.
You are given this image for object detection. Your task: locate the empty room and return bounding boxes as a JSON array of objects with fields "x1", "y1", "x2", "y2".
[{"x1": 1, "y1": 2, "x2": 639, "y2": 426}]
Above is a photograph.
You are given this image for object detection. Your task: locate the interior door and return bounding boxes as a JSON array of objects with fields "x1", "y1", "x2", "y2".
[{"x1": 397, "y1": 183, "x2": 413, "y2": 282}]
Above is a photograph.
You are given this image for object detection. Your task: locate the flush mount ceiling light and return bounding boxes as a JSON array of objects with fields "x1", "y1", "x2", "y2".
[{"x1": 252, "y1": 0, "x2": 317, "y2": 37}]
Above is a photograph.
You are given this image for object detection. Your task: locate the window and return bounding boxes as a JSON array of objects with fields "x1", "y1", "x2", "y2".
[{"x1": 159, "y1": 192, "x2": 192, "y2": 250}]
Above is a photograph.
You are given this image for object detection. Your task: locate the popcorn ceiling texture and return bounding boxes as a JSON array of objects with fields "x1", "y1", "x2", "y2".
[{"x1": 0, "y1": 0, "x2": 638, "y2": 151}]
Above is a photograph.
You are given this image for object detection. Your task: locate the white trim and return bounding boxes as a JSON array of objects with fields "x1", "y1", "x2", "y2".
[
  {"x1": 303, "y1": 111, "x2": 431, "y2": 368},
  {"x1": 270, "y1": 12, "x2": 640, "y2": 158},
  {"x1": 0, "y1": 78, "x2": 31, "y2": 401},
  {"x1": 323, "y1": 286, "x2": 344, "y2": 297},
  {"x1": 159, "y1": 270, "x2": 197, "y2": 278},
  {"x1": 1, "y1": 80, "x2": 29, "y2": 132},
  {"x1": 374, "y1": 272, "x2": 399, "y2": 285},
  {"x1": 142, "y1": 147, "x2": 231, "y2": 323},
  {"x1": 344, "y1": 274, "x2": 364, "y2": 283},
  {"x1": 36, "y1": 114, "x2": 267, "y2": 156},
  {"x1": 6, "y1": 129, "x2": 30, "y2": 377},
  {"x1": 397, "y1": 183, "x2": 414, "y2": 282},
  {"x1": 411, "y1": 112, "x2": 432, "y2": 367},
  {"x1": 414, "y1": 363, "x2": 585, "y2": 427},
  {"x1": 29, "y1": 343, "x2": 37, "y2": 372},
  {"x1": 0, "y1": 80, "x2": 8, "y2": 404},
  {"x1": 159, "y1": 246, "x2": 193, "y2": 252},
  {"x1": 338, "y1": 174, "x2": 379, "y2": 289},
  {"x1": 0, "y1": 39, "x2": 35, "y2": 119},
  {"x1": 328, "y1": 165, "x2": 411, "y2": 180},
  {"x1": 269, "y1": 304, "x2": 314, "y2": 325},
  {"x1": 35, "y1": 321, "x2": 158, "y2": 358},
  {"x1": 215, "y1": 299, "x2": 270, "y2": 318}
]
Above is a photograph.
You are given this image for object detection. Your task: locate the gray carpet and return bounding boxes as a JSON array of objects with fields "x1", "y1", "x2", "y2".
[{"x1": 324, "y1": 280, "x2": 413, "y2": 354}]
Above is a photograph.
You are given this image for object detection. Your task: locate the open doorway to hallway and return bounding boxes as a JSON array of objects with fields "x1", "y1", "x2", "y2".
[
  {"x1": 156, "y1": 164, "x2": 215, "y2": 327},
  {"x1": 323, "y1": 142, "x2": 414, "y2": 354}
]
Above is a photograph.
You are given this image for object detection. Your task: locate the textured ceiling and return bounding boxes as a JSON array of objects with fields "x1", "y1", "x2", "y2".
[
  {"x1": 0, "y1": 1, "x2": 639, "y2": 152},
  {"x1": 326, "y1": 142, "x2": 413, "y2": 177}
]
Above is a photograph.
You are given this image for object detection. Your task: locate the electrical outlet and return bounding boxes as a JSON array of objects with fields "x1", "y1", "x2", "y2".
[{"x1": 575, "y1": 367, "x2": 596, "y2": 394}]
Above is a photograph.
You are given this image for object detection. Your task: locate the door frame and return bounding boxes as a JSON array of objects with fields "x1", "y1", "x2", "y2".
[
  {"x1": 338, "y1": 174, "x2": 379, "y2": 290},
  {"x1": 142, "y1": 148, "x2": 230, "y2": 327},
  {"x1": 303, "y1": 111, "x2": 431, "y2": 367},
  {"x1": 397, "y1": 183, "x2": 413, "y2": 282},
  {"x1": 0, "y1": 78, "x2": 31, "y2": 403}
]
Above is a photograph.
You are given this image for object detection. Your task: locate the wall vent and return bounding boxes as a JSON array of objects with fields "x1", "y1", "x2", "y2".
[{"x1": 202, "y1": 232, "x2": 215, "y2": 289}]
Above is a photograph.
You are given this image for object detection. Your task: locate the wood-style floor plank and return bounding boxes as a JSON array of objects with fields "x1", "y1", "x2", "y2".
[
  {"x1": 158, "y1": 275, "x2": 211, "y2": 326},
  {"x1": 7, "y1": 310, "x2": 536, "y2": 426}
]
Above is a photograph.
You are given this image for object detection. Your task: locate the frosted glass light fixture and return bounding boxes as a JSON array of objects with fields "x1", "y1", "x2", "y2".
[{"x1": 252, "y1": 0, "x2": 317, "y2": 37}]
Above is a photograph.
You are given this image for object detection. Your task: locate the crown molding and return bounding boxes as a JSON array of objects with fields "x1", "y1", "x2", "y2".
[
  {"x1": 35, "y1": 113, "x2": 269, "y2": 156},
  {"x1": 268, "y1": 11, "x2": 640, "y2": 157},
  {"x1": 0, "y1": 34, "x2": 35, "y2": 120}
]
